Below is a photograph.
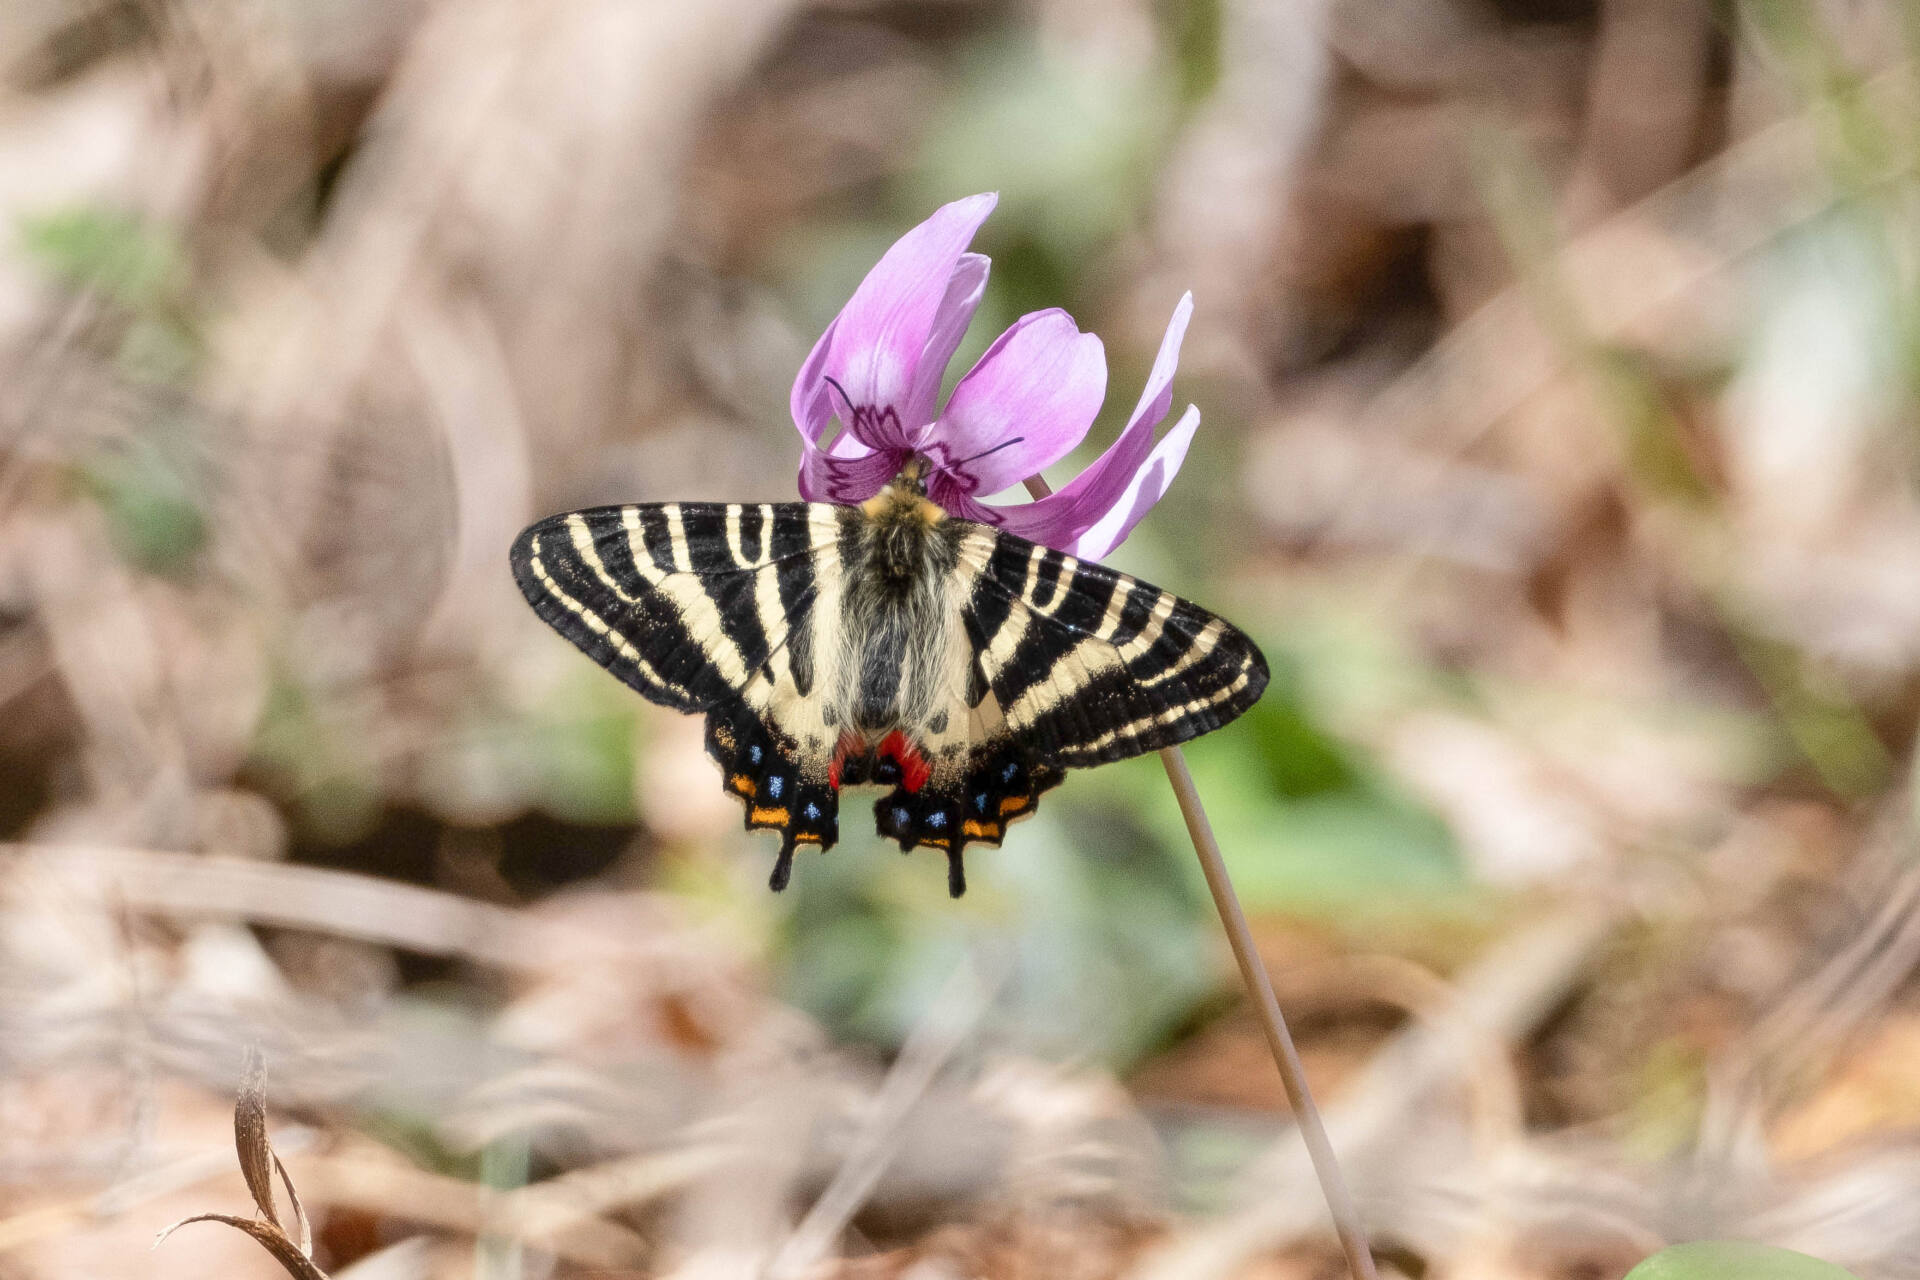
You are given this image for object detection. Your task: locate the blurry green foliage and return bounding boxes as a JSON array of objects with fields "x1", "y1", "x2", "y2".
[
  {"x1": 258, "y1": 661, "x2": 640, "y2": 847},
  {"x1": 22, "y1": 206, "x2": 210, "y2": 573},
  {"x1": 1624, "y1": 1242, "x2": 1860, "y2": 1280},
  {"x1": 19, "y1": 205, "x2": 201, "y2": 380},
  {"x1": 1743, "y1": 0, "x2": 1904, "y2": 189},
  {"x1": 914, "y1": 33, "x2": 1172, "y2": 306},
  {"x1": 250, "y1": 670, "x2": 387, "y2": 845},
  {"x1": 775, "y1": 804, "x2": 1215, "y2": 1066},
  {"x1": 18, "y1": 205, "x2": 183, "y2": 311},
  {"x1": 491, "y1": 667, "x2": 639, "y2": 827},
  {"x1": 73, "y1": 425, "x2": 209, "y2": 574},
  {"x1": 1161, "y1": 0, "x2": 1222, "y2": 106},
  {"x1": 1623, "y1": 1034, "x2": 1709, "y2": 1161}
]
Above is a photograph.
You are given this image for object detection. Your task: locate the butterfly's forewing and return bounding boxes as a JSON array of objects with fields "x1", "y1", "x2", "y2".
[{"x1": 510, "y1": 501, "x2": 851, "y2": 887}]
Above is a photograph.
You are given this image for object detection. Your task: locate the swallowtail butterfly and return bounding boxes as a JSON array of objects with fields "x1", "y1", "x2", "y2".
[{"x1": 510, "y1": 462, "x2": 1268, "y2": 896}]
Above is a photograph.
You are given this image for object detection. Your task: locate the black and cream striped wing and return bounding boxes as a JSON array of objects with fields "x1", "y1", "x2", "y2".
[
  {"x1": 510, "y1": 501, "x2": 851, "y2": 882},
  {"x1": 863, "y1": 522, "x2": 1268, "y2": 879},
  {"x1": 956, "y1": 524, "x2": 1268, "y2": 767}
]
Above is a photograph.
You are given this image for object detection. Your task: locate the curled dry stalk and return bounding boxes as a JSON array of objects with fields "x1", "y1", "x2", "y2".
[
  {"x1": 154, "y1": 1046, "x2": 327, "y2": 1280},
  {"x1": 1022, "y1": 475, "x2": 1380, "y2": 1280}
]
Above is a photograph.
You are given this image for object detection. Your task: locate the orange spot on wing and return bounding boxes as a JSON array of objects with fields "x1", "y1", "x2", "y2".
[
  {"x1": 730, "y1": 774, "x2": 756, "y2": 797},
  {"x1": 961, "y1": 819, "x2": 1000, "y2": 840},
  {"x1": 999, "y1": 796, "x2": 1030, "y2": 816},
  {"x1": 749, "y1": 806, "x2": 790, "y2": 827}
]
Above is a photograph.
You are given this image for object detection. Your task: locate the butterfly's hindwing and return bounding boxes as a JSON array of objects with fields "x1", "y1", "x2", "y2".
[{"x1": 705, "y1": 701, "x2": 839, "y2": 890}]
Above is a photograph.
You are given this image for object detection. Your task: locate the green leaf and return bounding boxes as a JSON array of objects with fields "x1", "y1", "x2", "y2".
[{"x1": 1625, "y1": 1243, "x2": 1860, "y2": 1280}]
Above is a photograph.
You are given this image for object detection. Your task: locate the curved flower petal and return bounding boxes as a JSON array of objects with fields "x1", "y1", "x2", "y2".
[
  {"x1": 903, "y1": 252, "x2": 989, "y2": 438},
  {"x1": 1121, "y1": 291, "x2": 1193, "y2": 450},
  {"x1": 1063, "y1": 405, "x2": 1199, "y2": 559},
  {"x1": 927, "y1": 309, "x2": 1106, "y2": 497},
  {"x1": 798, "y1": 438, "x2": 904, "y2": 505},
  {"x1": 945, "y1": 293, "x2": 1196, "y2": 553},
  {"x1": 825, "y1": 193, "x2": 997, "y2": 450},
  {"x1": 790, "y1": 313, "x2": 839, "y2": 446}
]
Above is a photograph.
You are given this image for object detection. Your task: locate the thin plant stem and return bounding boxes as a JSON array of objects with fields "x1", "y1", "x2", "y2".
[{"x1": 1022, "y1": 475, "x2": 1380, "y2": 1280}]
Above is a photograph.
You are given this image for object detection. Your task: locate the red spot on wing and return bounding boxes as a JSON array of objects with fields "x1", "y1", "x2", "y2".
[
  {"x1": 829, "y1": 731, "x2": 865, "y2": 792},
  {"x1": 879, "y1": 730, "x2": 932, "y2": 793}
]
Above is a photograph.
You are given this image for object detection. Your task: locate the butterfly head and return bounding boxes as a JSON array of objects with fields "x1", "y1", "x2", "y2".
[
  {"x1": 862, "y1": 456, "x2": 944, "y2": 526},
  {"x1": 894, "y1": 454, "x2": 932, "y2": 496}
]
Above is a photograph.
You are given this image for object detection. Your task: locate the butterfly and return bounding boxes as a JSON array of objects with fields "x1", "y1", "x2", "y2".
[{"x1": 509, "y1": 464, "x2": 1268, "y2": 896}]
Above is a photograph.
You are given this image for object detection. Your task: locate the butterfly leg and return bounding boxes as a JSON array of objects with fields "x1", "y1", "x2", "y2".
[{"x1": 704, "y1": 702, "x2": 839, "y2": 890}]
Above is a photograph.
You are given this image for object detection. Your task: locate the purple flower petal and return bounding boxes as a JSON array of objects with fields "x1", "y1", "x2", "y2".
[
  {"x1": 1064, "y1": 405, "x2": 1200, "y2": 559},
  {"x1": 824, "y1": 193, "x2": 997, "y2": 450},
  {"x1": 1121, "y1": 292, "x2": 1193, "y2": 450},
  {"x1": 903, "y1": 252, "x2": 989, "y2": 438},
  {"x1": 790, "y1": 313, "x2": 839, "y2": 447},
  {"x1": 798, "y1": 438, "x2": 904, "y2": 505},
  {"x1": 926, "y1": 309, "x2": 1106, "y2": 497},
  {"x1": 941, "y1": 293, "x2": 1197, "y2": 554}
]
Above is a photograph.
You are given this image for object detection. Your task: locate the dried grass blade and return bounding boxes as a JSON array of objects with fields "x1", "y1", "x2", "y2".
[
  {"x1": 275, "y1": 1152, "x2": 315, "y2": 1259},
  {"x1": 235, "y1": 1046, "x2": 279, "y2": 1228},
  {"x1": 153, "y1": 1214, "x2": 330, "y2": 1280}
]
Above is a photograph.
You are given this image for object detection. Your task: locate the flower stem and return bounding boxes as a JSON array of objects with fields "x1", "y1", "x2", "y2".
[{"x1": 1022, "y1": 476, "x2": 1379, "y2": 1280}]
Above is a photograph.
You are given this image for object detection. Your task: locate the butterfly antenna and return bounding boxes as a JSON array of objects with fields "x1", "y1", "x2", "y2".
[{"x1": 948, "y1": 436, "x2": 1025, "y2": 469}]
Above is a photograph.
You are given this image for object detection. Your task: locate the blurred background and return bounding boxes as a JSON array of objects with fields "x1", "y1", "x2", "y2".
[{"x1": 1, "y1": 0, "x2": 1919, "y2": 1277}]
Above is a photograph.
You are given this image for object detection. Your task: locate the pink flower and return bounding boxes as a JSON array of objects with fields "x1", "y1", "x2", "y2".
[{"x1": 790, "y1": 193, "x2": 1201, "y2": 560}]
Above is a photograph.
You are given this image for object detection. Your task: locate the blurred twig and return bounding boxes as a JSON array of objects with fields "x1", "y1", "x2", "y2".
[{"x1": 1, "y1": 842, "x2": 682, "y2": 973}]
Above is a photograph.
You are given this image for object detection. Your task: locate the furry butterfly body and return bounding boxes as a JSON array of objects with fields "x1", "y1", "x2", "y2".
[{"x1": 510, "y1": 474, "x2": 1268, "y2": 896}]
